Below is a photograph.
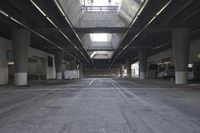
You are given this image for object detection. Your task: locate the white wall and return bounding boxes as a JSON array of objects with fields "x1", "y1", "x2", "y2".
[
  {"x1": 131, "y1": 62, "x2": 139, "y2": 77},
  {"x1": 0, "y1": 37, "x2": 12, "y2": 84},
  {"x1": 0, "y1": 36, "x2": 56, "y2": 85},
  {"x1": 28, "y1": 47, "x2": 56, "y2": 79},
  {"x1": 189, "y1": 39, "x2": 200, "y2": 63}
]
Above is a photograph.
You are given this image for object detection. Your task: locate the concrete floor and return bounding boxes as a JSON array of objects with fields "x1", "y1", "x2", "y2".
[{"x1": 0, "y1": 78, "x2": 200, "y2": 133}]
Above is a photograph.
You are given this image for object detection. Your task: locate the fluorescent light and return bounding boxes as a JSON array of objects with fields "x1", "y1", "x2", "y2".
[
  {"x1": 29, "y1": 0, "x2": 91, "y2": 65},
  {"x1": 29, "y1": 0, "x2": 46, "y2": 17},
  {"x1": 53, "y1": 0, "x2": 66, "y2": 16},
  {"x1": 0, "y1": 9, "x2": 80, "y2": 63},
  {"x1": 0, "y1": 10, "x2": 9, "y2": 17}
]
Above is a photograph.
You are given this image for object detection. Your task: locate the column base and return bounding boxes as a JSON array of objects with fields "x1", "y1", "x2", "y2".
[
  {"x1": 127, "y1": 74, "x2": 131, "y2": 79},
  {"x1": 175, "y1": 71, "x2": 188, "y2": 84},
  {"x1": 140, "y1": 72, "x2": 146, "y2": 80},
  {"x1": 14, "y1": 73, "x2": 27, "y2": 85},
  {"x1": 56, "y1": 72, "x2": 62, "y2": 80},
  {"x1": 119, "y1": 74, "x2": 123, "y2": 78}
]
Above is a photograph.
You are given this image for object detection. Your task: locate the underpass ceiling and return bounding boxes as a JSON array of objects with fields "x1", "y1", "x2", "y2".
[
  {"x1": 3, "y1": 0, "x2": 195, "y2": 69},
  {"x1": 90, "y1": 51, "x2": 114, "y2": 59},
  {"x1": 78, "y1": 33, "x2": 123, "y2": 51},
  {"x1": 0, "y1": 0, "x2": 95, "y2": 68},
  {"x1": 58, "y1": 0, "x2": 84, "y2": 26},
  {"x1": 110, "y1": 0, "x2": 200, "y2": 69},
  {"x1": 58, "y1": 0, "x2": 143, "y2": 65},
  {"x1": 119, "y1": 0, "x2": 144, "y2": 24},
  {"x1": 76, "y1": 11, "x2": 128, "y2": 27}
]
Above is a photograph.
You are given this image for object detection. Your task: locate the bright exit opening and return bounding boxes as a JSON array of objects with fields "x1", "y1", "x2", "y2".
[
  {"x1": 80, "y1": 0, "x2": 121, "y2": 6},
  {"x1": 90, "y1": 33, "x2": 112, "y2": 42}
]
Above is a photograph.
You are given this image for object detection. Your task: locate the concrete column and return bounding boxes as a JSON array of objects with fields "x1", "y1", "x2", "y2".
[
  {"x1": 12, "y1": 29, "x2": 31, "y2": 85},
  {"x1": 70, "y1": 60, "x2": 76, "y2": 70},
  {"x1": 172, "y1": 28, "x2": 190, "y2": 84},
  {"x1": 79, "y1": 64, "x2": 83, "y2": 78},
  {"x1": 139, "y1": 50, "x2": 147, "y2": 80},
  {"x1": 126, "y1": 59, "x2": 131, "y2": 78},
  {"x1": 119, "y1": 65, "x2": 123, "y2": 78},
  {"x1": 55, "y1": 51, "x2": 64, "y2": 80}
]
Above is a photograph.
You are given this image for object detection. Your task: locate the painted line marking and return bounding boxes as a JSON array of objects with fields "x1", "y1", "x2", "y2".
[{"x1": 88, "y1": 79, "x2": 95, "y2": 86}]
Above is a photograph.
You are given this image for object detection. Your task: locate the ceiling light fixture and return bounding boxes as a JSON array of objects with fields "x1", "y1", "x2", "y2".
[
  {"x1": 29, "y1": 0, "x2": 92, "y2": 67},
  {"x1": 0, "y1": 9, "x2": 80, "y2": 63}
]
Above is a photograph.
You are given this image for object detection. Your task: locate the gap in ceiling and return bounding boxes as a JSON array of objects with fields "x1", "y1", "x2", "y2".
[
  {"x1": 90, "y1": 33, "x2": 112, "y2": 42},
  {"x1": 80, "y1": 0, "x2": 120, "y2": 6},
  {"x1": 90, "y1": 51, "x2": 114, "y2": 59}
]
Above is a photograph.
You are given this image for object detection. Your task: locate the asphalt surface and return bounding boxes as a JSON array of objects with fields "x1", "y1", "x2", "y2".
[{"x1": 0, "y1": 78, "x2": 200, "y2": 133}]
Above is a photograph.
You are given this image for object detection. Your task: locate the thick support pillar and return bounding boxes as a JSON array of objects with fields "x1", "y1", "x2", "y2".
[
  {"x1": 70, "y1": 60, "x2": 76, "y2": 70},
  {"x1": 119, "y1": 65, "x2": 123, "y2": 78},
  {"x1": 172, "y1": 28, "x2": 190, "y2": 84},
  {"x1": 79, "y1": 64, "x2": 83, "y2": 78},
  {"x1": 139, "y1": 50, "x2": 147, "y2": 80},
  {"x1": 55, "y1": 51, "x2": 64, "y2": 80},
  {"x1": 12, "y1": 29, "x2": 31, "y2": 85},
  {"x1": 126, "y1": 59, "x2": 131, "y2": 78}
]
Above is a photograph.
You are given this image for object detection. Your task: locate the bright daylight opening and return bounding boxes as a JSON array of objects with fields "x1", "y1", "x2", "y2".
[
  {"x1": 80, "y1": 0, "x2": 121, "y2": 11},
  {"x1": 90, "y1": 51, "x2": 113, "y2": 59},
  {"x1": 90, "y1": 33, "x2": 111, "y2": 42},
  {"x1": 80, "y1": 0, "x2": 121, "y2": 6}
]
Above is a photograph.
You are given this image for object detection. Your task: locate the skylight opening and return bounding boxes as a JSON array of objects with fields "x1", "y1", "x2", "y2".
[
  {"x1": 90, "y1": 51, "x2": 114, "y2": 59},
  {"x1": 90, "y1": 33, "x2": 111, "y2": 42},
  {"x1": 80, "y1": 0, "x2": 121, "y2": 11},
  {"x1": 80, "y1": 0, "x2": 121, "y2": 6}
]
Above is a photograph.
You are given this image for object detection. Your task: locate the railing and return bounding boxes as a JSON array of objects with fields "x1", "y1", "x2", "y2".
[{"x1": 82, "y1": 6, "x2": 119, "y2": 12}]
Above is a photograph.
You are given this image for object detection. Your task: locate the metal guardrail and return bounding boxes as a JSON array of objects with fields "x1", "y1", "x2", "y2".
[{"x1": 82, "y1": 6, "x2": 119, "y2": 12}]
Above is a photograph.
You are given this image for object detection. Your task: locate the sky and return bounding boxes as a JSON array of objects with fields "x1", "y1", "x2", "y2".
[
  {"x1": 90, "y1": 33, "x2": 111, "y2": 42},
  {"x1": 82, "y1": 1, "x2": 121, "y2": 42},
  {"x1": 81, "y1": 0, "x2": 121, "y2": 6}
]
